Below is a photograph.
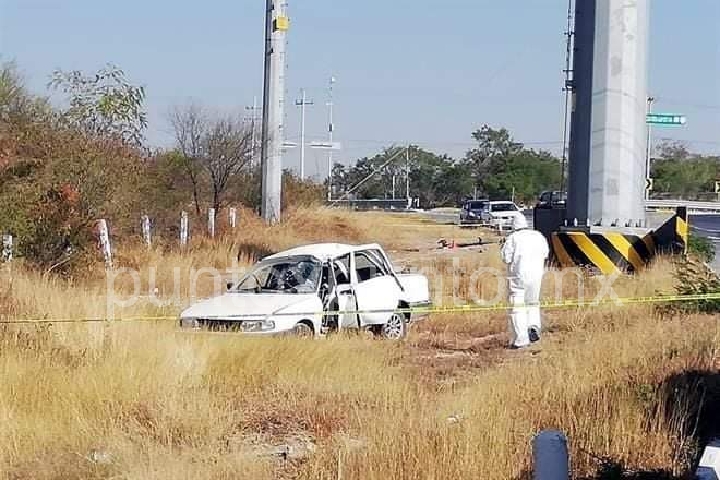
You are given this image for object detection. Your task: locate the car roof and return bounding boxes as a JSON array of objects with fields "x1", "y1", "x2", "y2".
[
  {"x1": 262, "y1": 242, "x2": 385, "y2": 262},
  {"x1": 489, "y1": 200, "x2": 515, "y2": 204}
]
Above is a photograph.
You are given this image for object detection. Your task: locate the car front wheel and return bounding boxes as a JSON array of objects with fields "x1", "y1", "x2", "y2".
[{"x1": 291, "y1": 322, "x2": 314, "y2": 338}]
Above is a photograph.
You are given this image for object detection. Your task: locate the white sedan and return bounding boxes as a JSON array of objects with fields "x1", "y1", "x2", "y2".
[
  {"x1": 178, "y1": 243, "x2": 431, "y2": 339},
  {"x1": 481, "y1": 201, "x2": 522, "y2": 231}
]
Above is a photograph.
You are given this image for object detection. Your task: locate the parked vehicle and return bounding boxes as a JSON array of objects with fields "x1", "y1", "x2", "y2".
[
  {"x1": 178, "y1": 243, "x2": 431, "y2": 339},
  {"x1": 458, "y1": 199, "x2": 489, "y2": 225},
  {"x1": 481, "y1": 201, "x2": 521, "y2": 231},
  {"x1": 536, "y1": 191, "x2": 567, "y2": 209}
]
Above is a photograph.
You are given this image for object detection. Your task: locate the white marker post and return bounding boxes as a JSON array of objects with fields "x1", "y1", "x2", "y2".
[
  {"x1": 229, "y1": 207, "x2": 237, "y2": 229},
  {"x1": 97, "y1": 219, "x2": 113, "y2": 269},
  {"x1": 208, "y1": 208, "x2": 216, "y2": 238},
  {"x1": 1, "y1": 234, "x2": 12, "y2": 263},
  {"x1": 180, "y1": 211, "x2": 189, "y2": 246},
  {"x1": 141, "y1": 215, "x2": 152, "y2": 247}
]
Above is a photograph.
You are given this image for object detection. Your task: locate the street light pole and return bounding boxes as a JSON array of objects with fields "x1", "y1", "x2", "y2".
[
  {"x1": 245, "y1": 96, "x2": 260, "y2": 164},
  {"x1": 645, "y1": 96, "x2": 655, "y2": 201},
  {"x1": 326, "y1": 76, "x2": 335, "y2": 202},
  {"x1": 295, "y1": 88, "x2": 313, "y2": 180}
]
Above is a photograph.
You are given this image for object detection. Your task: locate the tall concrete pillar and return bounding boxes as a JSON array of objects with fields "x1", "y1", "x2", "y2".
[
  {"x1": 260, "y1": 0, "x2": 288, "y2": 225},
  {"x1": 588, "y1": 0, "x2": 649, "y2": 227},
  {"x1": 565, "y1": 0, "x2": 597, "y2": 225}
]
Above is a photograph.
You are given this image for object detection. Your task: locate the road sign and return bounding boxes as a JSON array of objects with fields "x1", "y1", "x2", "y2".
[
  {"x1": 646, "y1": 178, "x2": 653, "y2": 191},
  {"x1": 646, "y1": 113, "x2": 687, "y2": 126}
]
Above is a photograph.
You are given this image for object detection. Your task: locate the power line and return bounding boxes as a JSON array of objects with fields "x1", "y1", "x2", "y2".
[{"x1": 651, "y1": 97, "x2": 720, "y2": 111}]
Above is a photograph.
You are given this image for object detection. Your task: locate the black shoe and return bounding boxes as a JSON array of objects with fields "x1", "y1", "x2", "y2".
[{"x1": 528, "y1": 327, "x2": 540, "y2": 343}]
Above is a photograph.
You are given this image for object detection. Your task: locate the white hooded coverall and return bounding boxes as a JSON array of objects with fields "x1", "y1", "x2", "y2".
[{"x1": 501, "y1": 213, "x2": 549, "y2": 348}]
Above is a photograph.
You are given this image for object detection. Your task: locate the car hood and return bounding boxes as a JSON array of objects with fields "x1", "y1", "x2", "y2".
[{"x1": 180, "y1": 293, "x2": 315, "y2": 319}]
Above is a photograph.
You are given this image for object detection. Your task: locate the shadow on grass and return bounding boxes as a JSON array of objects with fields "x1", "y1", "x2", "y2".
[{"x1": 516, "y1": 370, "x2": 720, "y2": 480}]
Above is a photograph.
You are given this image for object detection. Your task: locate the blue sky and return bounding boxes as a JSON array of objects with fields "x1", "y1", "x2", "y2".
[{"x1": 1, "y1": 0, "x2": 719, "y2": 180}]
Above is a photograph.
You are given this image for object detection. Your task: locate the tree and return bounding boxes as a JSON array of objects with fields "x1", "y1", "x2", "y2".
[
  {"x1": 168, "y1": 104, "x2": 205, "y2": 214},
  {"x1": 464, "y1": 125, "x2": 560, "y2": 202},
  {"x1": 651, "y1": 140, "x2": 720, "y2": 199},
  {"x1": 466, "y1": 125, "x2": 523, "y2": 178},
  {"x1": 49, "y1": 63, "x2": 147, "y2": 146},
  {"x1": 169, "y1": 104, "x2": 253, "y2": 213},
  {"x1": 336, "y1": 146, "x2": 473, "y2": 207}
]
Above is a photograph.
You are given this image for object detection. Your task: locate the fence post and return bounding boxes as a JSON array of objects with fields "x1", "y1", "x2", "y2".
[
  {"x1": 533, "y1": 430, "x2": 569, "y2": 480},
  {"x1": 229, "y1": 207, "x2": 237, "y2": 229},
  {"x1": 96, "y1": 219, "x2": 113, "y2": 269},
  {"x1": 696, "y1": 438, "x2": 720, "y2": 480},
  {"x1": 208, "y1": 208, "x2": 216, "y2": 238},
  {"x1": 1, "y1": 234, "x2": 12, "y2": 263},
  {"x1": 180, "y1": 211, "x2": 189, "y2": 246},
  {"x1": 141, "y1": 215, "x2": 152, "y2": 247}
]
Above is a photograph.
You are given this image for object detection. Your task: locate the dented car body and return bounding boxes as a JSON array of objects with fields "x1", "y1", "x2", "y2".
[{"x1": 178, "y1": 243, "x2": 431, "y2": 339}]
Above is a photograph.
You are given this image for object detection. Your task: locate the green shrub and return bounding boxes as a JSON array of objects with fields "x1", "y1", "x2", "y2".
[
  {"x1": 687, "y1": 233, "x2": 716, "y2": 263},
  {"x1": 658, "y1": 258, "x2": 720, "y2": 315}
]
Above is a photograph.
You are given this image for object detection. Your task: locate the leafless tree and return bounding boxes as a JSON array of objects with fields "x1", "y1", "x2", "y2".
[
  {"x1": 169, "y1": 105, "x2": 253, "y2": 214},
  {"x1": 168, "y1": 104, "x2": 206, "y2": 215}
]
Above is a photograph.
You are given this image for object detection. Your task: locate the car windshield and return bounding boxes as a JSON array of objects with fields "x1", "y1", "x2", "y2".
[
  {"x1": 233, "y1": 256, "x2": 321, "y2": 293},
  {"x1": 492, "y1": 203, "x2": 518, "y2": 212},
  {"x1": 468, "y1": 201, "x2": 486, "y2": 209}
]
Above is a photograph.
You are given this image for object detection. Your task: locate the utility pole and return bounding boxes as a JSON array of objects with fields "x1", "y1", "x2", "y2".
[
  {"x1": 245, "y1": 96, "x2": 261, "y2": 164},
  {"x1": 645, "y1": 95, "x2": 655, "y2": 201},
  {"x1": 260, "y1": 0, "x2": 289, "y2": 224},
  {"x1": 295, "y1": 88, "x2": 313, "y2": 180},
  {"x1": 560, "y1": 0, "x2": 574, "y2": 194},
  {"x1": 326, "y1": 75, "x2": 336, "y2": 202},
  {"x1": 405, "y1": 145, "x2": 410, "y2": 207}
]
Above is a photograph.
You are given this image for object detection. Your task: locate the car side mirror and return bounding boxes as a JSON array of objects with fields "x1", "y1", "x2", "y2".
[{"x1": 226, "y1": 281, "x2": 234, "y2": 291}]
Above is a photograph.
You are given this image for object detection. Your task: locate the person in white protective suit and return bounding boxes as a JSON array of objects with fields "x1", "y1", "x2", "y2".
[{"x1": 500, "y1": 212, "x2": 549, "y2": 349}]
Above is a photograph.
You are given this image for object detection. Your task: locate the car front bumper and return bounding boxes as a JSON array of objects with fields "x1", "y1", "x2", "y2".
[
  {"x1": 178, "y1": 317, "x2": 287, "y2": 335},
  {"x1": 490, "y1": 217, "x2": 515, "y2": 228}
]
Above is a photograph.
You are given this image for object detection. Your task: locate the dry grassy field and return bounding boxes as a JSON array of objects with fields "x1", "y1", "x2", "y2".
[{"x1": 1, "y1": 208, "x2": 719, "y2": 479}]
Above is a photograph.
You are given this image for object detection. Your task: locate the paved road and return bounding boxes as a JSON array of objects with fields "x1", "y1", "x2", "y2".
[
  {"x1": 421, "y1": 209, "x2": 720, "y2": 269},
  {"x1": 689, "y1": 214, "x2": 720, "y2": 269}
]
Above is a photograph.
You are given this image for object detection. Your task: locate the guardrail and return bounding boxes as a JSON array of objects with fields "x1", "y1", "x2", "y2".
[{"x1": 647, "y1": 200, "x2": 720, "y2": 213}]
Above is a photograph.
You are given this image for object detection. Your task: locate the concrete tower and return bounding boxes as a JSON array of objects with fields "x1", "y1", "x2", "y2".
[
  {"x1": 566, "y1": 0, "x2": 649, "y2": 229},
  {"x1": 589, "y1": 0, "x2": 649, "y2": 228}
]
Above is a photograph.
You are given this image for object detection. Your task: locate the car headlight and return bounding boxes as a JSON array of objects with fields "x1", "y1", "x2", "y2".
[
  {"x1": 180, "y1": 317, "x2": 200, "y2": 329},
  {"x1": 239, "y1": 319, "x2": 276, "y2": 332}
]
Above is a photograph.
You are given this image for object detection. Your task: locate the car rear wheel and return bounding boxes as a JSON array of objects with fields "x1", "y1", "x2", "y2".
[{"x1": 371, "y1": 312, "x2": 407, "y2": 340}]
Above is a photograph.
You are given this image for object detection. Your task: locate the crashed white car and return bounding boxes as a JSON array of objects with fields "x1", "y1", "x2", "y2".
[{"x1": 178, "y1": 243, "x2": 431, "y2": 339}]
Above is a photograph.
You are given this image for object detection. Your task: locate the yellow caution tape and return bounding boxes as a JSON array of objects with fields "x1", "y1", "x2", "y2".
[{"x1": 2, "y1": 292, "x2": 719, "y2": 324}]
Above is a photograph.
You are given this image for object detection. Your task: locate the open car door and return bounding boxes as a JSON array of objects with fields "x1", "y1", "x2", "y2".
[
  {"x1": 351, "y1": 249, "x2": 401, "y2": 327},
  {"x1": 322, "y1": 254, "x2": 359, "y2": 331}
]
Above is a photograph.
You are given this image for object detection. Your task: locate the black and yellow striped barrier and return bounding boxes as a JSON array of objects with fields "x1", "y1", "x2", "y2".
[{"x1": 551, "y1": 207, "x2": 689, "y2": 275}]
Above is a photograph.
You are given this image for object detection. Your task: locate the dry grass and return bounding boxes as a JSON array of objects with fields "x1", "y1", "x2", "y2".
[{"x1": 1, "y1": 207, "x2": 718, "y2": 479}]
